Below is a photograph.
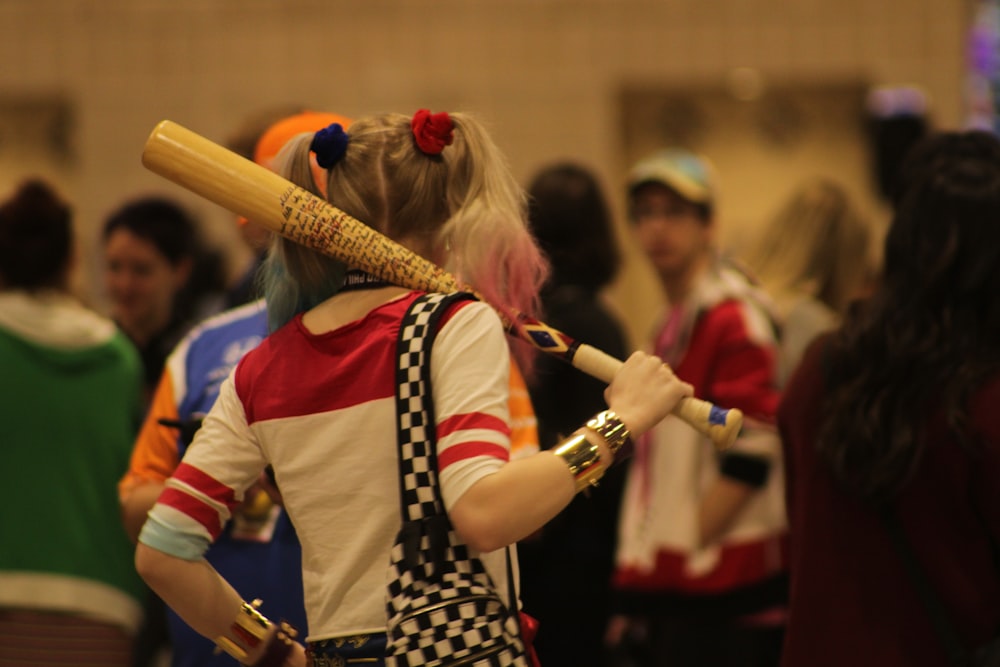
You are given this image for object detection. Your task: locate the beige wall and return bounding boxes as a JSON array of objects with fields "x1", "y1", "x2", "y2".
[{"x1": 0, "y1": 0, "x2": 970, "y2": 346}]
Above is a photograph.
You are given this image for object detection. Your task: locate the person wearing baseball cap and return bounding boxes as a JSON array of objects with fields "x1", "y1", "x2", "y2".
[
  {"x1": 609, "y1": 148, "x2": 788, "y2": 666},
  {"x1": 625, "y1": 149, "x2": 717, "y2": 295}
]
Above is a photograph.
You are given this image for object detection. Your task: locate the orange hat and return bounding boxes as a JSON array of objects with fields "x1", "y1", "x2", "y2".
[
  {"x1": 237, "y1": 111, "x2": 352, "y2": 226},
  {"x1": 253, "y1": 110, "x2": 353, "y2": 168},
  {"x1": 255, "y1": 110, "x2": 353, "y2": 195}
]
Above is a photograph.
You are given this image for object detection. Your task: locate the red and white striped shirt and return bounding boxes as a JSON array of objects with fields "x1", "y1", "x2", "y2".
[{"x1": 143, "y1": 292, "x2": 515, "y2": 641}]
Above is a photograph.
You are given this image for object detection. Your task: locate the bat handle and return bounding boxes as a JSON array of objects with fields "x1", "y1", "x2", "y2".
[{"x1": 571, "y1": 343, "x2": 743, "y2": 450}]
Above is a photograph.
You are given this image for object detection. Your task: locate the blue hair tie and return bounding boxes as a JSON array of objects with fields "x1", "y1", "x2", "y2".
[{"x1": 309, "y1": 123, "x2": 349, "y2": 169}]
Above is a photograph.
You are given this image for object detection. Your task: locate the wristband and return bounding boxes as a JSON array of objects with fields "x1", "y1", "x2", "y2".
[
  {"x1": 719, "y1": 451, "x2": 771, "y2": 487},
  {"x1": 215, "y1": 599, "x2": 299, "y2": 666},
  {"x1": 585, "y1": 410, "x2": 632, "y2": 460},
  {"x1": 216, "y1": 599, "x2": 270, "y2": 663},
  {"x1": 552, "y1": 433, "x2": 605, "y2": 492}
]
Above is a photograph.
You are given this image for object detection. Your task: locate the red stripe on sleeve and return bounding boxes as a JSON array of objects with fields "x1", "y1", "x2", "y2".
[
  {"x1": 172, "y1": 463, "x2": 238, "y2": 510},
  {"x1": 438, "y1": 442, "x2": 510, "y2": 471},
  {"x1": 157, "y1": 487, "x2": 223, "y2": 539},
  {"x1": 438, "y1": 413, "x2": 511, "y2": 440}
]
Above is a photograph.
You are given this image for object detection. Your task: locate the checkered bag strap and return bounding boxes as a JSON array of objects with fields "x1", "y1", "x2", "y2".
[
  {"x1": 388, "y1": 292, "x2": 529, "y2": 667},
  {"x1": 394, "y1": 292, "x2": 475, "y2": 522}
]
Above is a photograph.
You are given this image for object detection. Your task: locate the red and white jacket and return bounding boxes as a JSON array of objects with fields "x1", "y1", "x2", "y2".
[{"x1": 613, "y1": 259, "x2": 787, "y2": 611}]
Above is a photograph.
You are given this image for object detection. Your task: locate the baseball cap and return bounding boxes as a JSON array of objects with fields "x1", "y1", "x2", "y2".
[{"x1": 626, "y1": 148, "x2": 716, "y2": 206}]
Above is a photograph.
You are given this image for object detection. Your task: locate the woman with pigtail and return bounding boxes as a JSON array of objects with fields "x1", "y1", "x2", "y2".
[{"x1": 134, "y1": 110, "x2": 692, "y2": 667}]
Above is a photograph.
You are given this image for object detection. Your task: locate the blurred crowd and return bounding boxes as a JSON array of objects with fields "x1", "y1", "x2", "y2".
[{"x1": 2, "y1": 98, "x2": 999, "y2": 667}]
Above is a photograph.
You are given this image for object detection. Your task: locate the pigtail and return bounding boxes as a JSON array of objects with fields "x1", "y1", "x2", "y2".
[{"x1": 262, "y1": 133, "x2": 347, "y2": 332}]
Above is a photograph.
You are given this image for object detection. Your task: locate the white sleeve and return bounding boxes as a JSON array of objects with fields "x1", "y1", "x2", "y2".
[
  {"x1": 139, "y1": 372, "x2": 267, "y2": 559},
  {"x1": 430, "y1": 301, "x2": 512, "y2": 511}
]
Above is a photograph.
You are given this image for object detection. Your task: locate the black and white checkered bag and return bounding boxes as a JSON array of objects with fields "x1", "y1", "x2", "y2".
[{"x1": 386, "y1": 292, "x2": 528, "y2": 667}]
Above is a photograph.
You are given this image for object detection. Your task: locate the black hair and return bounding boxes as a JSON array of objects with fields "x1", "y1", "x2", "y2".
[
  {"x1": 527, "y1": 162, "x2": 621, "y2": 293},
  {"x1": 0, "y1": 179, "x2": 73, "y2": 289},
  {"x1": 818, "y1": 130, "x2": 1000, "y2": 502},
  {"x1": 627, "y1": 181, "x2": 713, "y2": 224},
  {"x1": 102, "y1": 197, "x2": 198, "y2": 266},
  {"x1": 103, "y1": 196, "x2": 226, "y2": 322}
]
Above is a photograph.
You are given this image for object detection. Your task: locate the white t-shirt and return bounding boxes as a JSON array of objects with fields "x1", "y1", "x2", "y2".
[{"x1": 142, "y1": 292, "x2": 516, "y2": 641}]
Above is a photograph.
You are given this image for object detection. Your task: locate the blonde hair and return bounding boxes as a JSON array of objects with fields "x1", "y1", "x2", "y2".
[
  {"x1": 262, "y1": 112, "x2": 549, "y2": 371},
  {"x1": 748, "y1": 179, "x2": 874, "y2": 317}
]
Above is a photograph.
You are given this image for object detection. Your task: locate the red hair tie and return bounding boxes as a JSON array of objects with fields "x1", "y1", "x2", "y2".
[{"x1": 411, "y1": 109, "x2": 454, "y2": 155}]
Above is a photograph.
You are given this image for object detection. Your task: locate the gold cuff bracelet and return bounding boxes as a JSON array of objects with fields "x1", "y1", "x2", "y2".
[
  {"x1": 215, "y1": 599, "x2": 271, "y2": 663},
  {"x1": 553, "y1": 433, "x2": 605, "y2": 493},
  {"x1": 585, "y1": 410, "x2": 632, "y2": 459}
]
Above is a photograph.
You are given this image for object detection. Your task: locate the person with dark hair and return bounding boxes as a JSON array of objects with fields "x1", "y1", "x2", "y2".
[
  {"x1": 102, "y1": 196, "x2": 225, "y2": 403},
  {"x1": 779, "y1": 130, "x2": 1000, "y2": 665},
  {"x1": 866, "y1": 85, "x2": 931, "y2": 202},
  {"x1": 517, "y1": 162, "x2": 630, "y2": 667},
  {"x1": 0, "y1": 179, "x2": 145, "y2": 666},
  {"x1": 608, "y1": 149, "x2": 786, "y2": 667}
]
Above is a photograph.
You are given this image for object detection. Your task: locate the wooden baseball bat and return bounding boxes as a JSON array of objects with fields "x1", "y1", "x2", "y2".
[{"x1": 141, "y1": 120, "x2": 742, "y2": 449}]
